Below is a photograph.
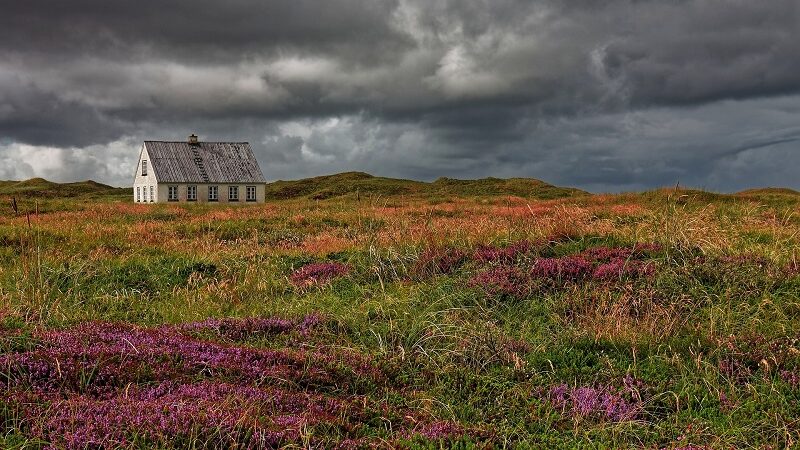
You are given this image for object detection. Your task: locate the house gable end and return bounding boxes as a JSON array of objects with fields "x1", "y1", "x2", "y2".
[
  {"x1": 133, "y1": 144, "x2": 160, "y2": 183},
  {"x1": 132, "y1": 144, "x2": 145, "y2": 184}
]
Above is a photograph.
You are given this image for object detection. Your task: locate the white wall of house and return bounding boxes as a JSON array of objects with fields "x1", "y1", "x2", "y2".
[
  {"x1": 158, "y1": 183, "x2": 265, "y2": 203},
  {"x1": 132, "y1": 145, "x2": 159, "y2": 203}
]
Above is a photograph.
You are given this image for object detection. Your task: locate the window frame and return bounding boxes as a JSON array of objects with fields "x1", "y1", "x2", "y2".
[
  {"x1": 245, "y1": 185, "x2": 257, "y2": 202},
  {"x1": 187, "y1": 185, "x2": 197, "y2": 202},
  {"x1": 208, "y1": 185, "x2": 218, "y2": 202},
  {"x1": 141, "y1": 160, "x2": 148, "y2": 176},
  {"x1": 228, "y1": 185, "x2": 239, "y2": 202},
  {"x1": 149, "y1": 186, "x2": 154, "y2": 202},
  {"x1": 168, "y1": 185, "x2": 178, "y2": 202},
  {"x1": 136, "y1": 186, "x2": 141, "y2": 202}
]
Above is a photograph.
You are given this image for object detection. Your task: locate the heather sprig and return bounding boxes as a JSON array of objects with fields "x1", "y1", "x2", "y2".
[
  {"x1": 715, "y1": 333, "x2": 800, "y2": 384},
  {"x1": 530, "y1": 256, "x2": 592, "y2": 282},
  {"x1": 25, "y1": 381, "x2": 314, "y2": 449},
  {"x1": 468, "y1": 265, "x2": 531, "y2": 299},
  {"x1": 472, "y1": 240, "x2": 536, "y2": 264},
  {"x1": 413, "y1": 246, "x2": 467, "y2": 278},
  {"x1": 547, "y1": 381, "x2": 642, "y2": 422},
  {"x1": 592, "y1": 258, "x2": 655, "y2": 281},
  {"x1": 289, "y1": 262, "x2": 350, "y2": 287},
  {"x1": 468, "y1": 245, "x2": 657, "y2": 299}
]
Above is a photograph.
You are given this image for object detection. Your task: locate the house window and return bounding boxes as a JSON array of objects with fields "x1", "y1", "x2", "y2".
[
  {"x1": 187, "y1": 185, "x2": 197, "y2": 201},
  {"x1": 142, "y1": 160, "x2": 147, "y2": 176},
  {"x1": 228, "y1": 186, "x2": 239, "y2": 201},
  {"x1": 168, "y1": 185, "x2": 178, "y2": 201},
  {"x1": 246, "y1": 186, "x2": 257, "y2": 202},
  {"x1": 208, "y1": 185, "x2": 218, "y2": 202},
  {"x1": 149, "y1": 186, "x2": 154, "y2": 202},
  {"x1": 136, "y1": 186, "x2": 140, "y2": 202}
]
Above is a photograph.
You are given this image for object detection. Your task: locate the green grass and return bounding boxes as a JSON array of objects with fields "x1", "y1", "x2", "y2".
[
  {"x1": 265, "y1": 171, "x2": 587, "y2": 200},
  {"x1": 430, "y1": 176, "x2": 587, "y2": 199},
  {"x1": 0, "y1": 177, "x2": 129, "y2": 198},
  {"x1": 0, "y1": 178, "x2": 799, "y2": 447}
]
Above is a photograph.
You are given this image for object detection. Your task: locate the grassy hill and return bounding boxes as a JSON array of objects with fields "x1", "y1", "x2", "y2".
[
  {"x1": 737, "y1": 187, "x2": 800, "y2": 197},
  {"x1": 2, "y1": 173, "x2": 585, "y2": 206},
  {"x1": 265, "y1": 172, "x2": 428, "y2": 200},
  {"x1": 733, "y1": 187, "x2": 800, "y2": 207},
  {"x1": 0, "y1": 178, "x2": 130, "y2": 199},
  {"x1": 431, "y1": 176, "x2": 587, "y2": 199},
  {"x1": 265, "y1": 172, "x2": 587, "y2": 200},
  {"x1": 4, "y1": 174, "x2": 797, "y2": 204}
]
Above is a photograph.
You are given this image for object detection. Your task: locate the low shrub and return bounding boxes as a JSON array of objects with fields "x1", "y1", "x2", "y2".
[{"x1": 289, "y1": 262, "x2": 350, "y2": 287}]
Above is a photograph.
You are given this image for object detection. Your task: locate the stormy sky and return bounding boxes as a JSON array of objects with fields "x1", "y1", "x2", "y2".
[{"x1": 0, "y1": 0, "x2": 798, "y2": 192}]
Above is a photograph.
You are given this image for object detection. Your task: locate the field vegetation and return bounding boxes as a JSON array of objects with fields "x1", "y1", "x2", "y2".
[
  {"x1": 0, "y1": 178, "x2": 128, "y2": 199},
  {"x1": 1, "y1": 174, "x2": 799, "y2": 448}
]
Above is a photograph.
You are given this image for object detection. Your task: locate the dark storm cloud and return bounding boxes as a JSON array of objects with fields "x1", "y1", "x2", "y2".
[
  {"x1": 0, "y1": 71, "x2": 127, "y2": 147},
  {"x1": 596, "y1": 2, "x2": 800, "y2": 106},
  {"x1": 0, "y1": 0, "x2": 408, "y2": 64},
  {"x1": 0, "y1": 0, "x2": 798, "y2": 190}
]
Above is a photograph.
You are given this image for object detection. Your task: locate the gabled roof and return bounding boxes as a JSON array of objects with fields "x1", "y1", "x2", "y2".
[{"x1": 144, "y1": 141, "x2": 265, "y2": 183}]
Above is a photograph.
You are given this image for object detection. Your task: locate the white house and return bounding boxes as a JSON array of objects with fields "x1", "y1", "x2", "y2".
[{"x1": 132, "y1": 135, "x2": 266, "y2": 203}]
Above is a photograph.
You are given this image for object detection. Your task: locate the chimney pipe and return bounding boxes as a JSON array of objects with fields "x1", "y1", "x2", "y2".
[{"x1": 188, "y1": 134, "x2": 199, "y2": 144}]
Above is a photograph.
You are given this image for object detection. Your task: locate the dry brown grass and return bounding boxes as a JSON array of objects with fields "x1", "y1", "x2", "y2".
[{"x1": 559, "y1": 284, "x2": 697, "y2": 342}]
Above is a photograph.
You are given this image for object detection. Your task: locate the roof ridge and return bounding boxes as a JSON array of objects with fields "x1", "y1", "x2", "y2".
[{"x1": 144, "y1": 140, "x2": 250, "y2": 144}]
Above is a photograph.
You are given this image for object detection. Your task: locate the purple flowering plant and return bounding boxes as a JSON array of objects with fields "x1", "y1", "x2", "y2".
[
  {"x1": 0, "y1": 315, "x2": 465, "y2": 448},
  {"x1": 473, "y1": 240, "x2": 537, "y2": 264},
  {"x1": 468, "y1": 242, "x2": 659, "y2": 299},
  {"x1": 546, "y1": 375, "x2": 644, "y2": 423},
  {"x1": 413, "y1": 246, "x2": 467, "y2": 278},
  {"x1": 289, "y1": 262, "x2": 350, "y2": 287},
  {"x1": 468, "y1": 265, "x2": 531, "y2": 298}
]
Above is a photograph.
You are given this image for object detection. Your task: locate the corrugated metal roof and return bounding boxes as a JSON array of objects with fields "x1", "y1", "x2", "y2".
[{"x1": 144, "y1": 141, "x2": 265, "y2": 183}]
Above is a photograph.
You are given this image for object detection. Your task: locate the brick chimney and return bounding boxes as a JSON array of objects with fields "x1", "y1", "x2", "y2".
[{"x1": 188, "y1": 134, "x2": 199, "y2": 144}]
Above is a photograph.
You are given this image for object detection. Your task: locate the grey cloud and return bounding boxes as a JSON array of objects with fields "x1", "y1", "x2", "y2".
[
  {"x1": 598, "y1": 2, "x2": 800, "y2": 106},
  {"x1": 0, "y1": 0, "x2": 798, "y2": 191},
  {"x1": 0, "y1": 69, "x2": 127, "y2": 147},
  {"x1": 0, "y1": 0, "x2": 409, "y2": 64}
]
